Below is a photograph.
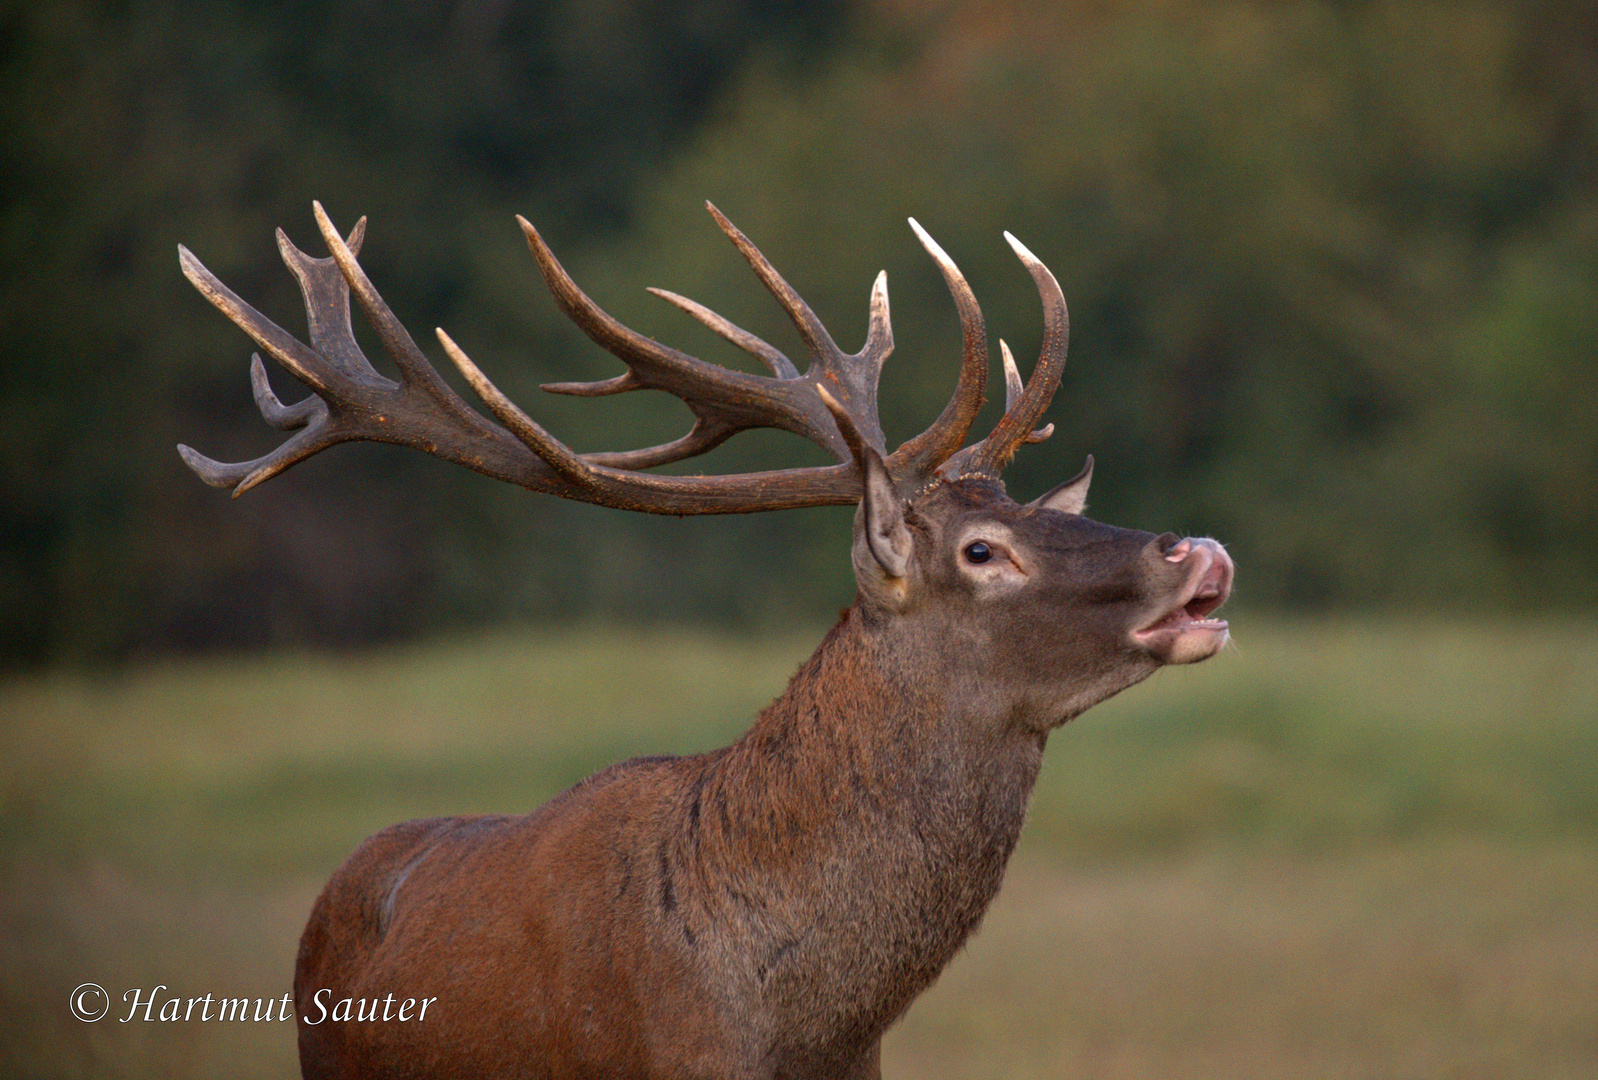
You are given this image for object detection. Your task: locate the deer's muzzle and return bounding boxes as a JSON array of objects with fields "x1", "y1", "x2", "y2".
[{"x1": 1131, "y1": 538, "x2": 1234, "y2": 664}]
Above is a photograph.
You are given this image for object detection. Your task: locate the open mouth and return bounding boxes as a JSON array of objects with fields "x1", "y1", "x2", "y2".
[{"x1": 1131, "y1": 539, "x2": 1234, "y2": 663}]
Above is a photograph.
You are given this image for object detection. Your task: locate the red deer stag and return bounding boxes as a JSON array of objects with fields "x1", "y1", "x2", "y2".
[{"x1": 179, "y1": 201, "x2": 1233, "y2": 1079}]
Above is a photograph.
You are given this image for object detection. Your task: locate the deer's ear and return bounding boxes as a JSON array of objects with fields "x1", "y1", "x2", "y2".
[
  {"x1": 861, "y1": 449, "x2": 912, "y2": 580},
  {"x1": 1027, "y1": 455, "x2": 1093, "y2": 516}
]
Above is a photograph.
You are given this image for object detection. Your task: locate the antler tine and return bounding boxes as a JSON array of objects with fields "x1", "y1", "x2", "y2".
[
  {"x1": 703, "y1": 203, "x2": 845, "y2": 369},
  {"x1": 814, "y1": 385, "x2": 871, "y2": 467},
  {"x1": 941, "y1": 230, "x2": 1068, "y2": 479},
  {"x1": 176, "y1": 357, "x2": 340, "y2": 495},
  {"x1": 517, "y1": 214, "x2": 720, "y2": 394},
  {"x1": 178, "y1": 417, "x2": 338, "y2": 496},
  {"x1": 861, "y1": 269, "x2": 893, "y2": 366},
  {"x1": 515, "y1": 214, "x2": 854, "y2": 463},
  {"x1": 435, "y1": 326, "x2": 733, "y2": 477},
  {"x1": 312, "y1": 203, "x2": 468, "y2": 408},
  {"x1": 179, "y1": 244, "x2": 339, "y2": 399},
  {"x1": 699, "y1": 205, "x2": 896, "y2": 375},
  {"x1": 1000, "y1": 341, "x2": 1055, "y2": 445},
  {"x1": 434, "y1": 328, "x2": 600, "y2": 489},
  {"x1": 700, "y1": 203, "x2": 893, "y2": 455},
  {"x1": 249, "y1": 353, "x2": 322, "y2": 430},
  {"x1": 887, "y1": 219, "x2": 990, "y2": 483},
  {"x1": 176, "y1": 236, "x2": 370, "y2": 495},
  {"x1": 645, "y1": 286, "x2": 801, "y2": 380}
]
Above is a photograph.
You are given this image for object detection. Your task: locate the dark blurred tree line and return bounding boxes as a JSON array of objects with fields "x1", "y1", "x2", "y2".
[{"x1": 3, "y1": 0, "x2": 1595, "y2": 666}]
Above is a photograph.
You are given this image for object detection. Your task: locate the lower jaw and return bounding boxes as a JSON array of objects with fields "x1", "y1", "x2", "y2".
[{"x1": 1132, "y1": 621, "x2": 1230, "y2": 664}]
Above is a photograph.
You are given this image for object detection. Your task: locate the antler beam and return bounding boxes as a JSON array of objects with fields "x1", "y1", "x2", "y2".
[{"x1": 179, "y1": 202, "x2": 1068, "y2": 512}]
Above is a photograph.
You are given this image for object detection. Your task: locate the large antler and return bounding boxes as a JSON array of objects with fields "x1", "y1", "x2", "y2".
[{"x1": 179, "y1": 202, "x2": 1067, "y2": 512}]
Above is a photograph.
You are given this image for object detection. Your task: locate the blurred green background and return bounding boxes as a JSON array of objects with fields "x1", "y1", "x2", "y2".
[
  {"x1": 3, "y1": 0, "x2": 1596, "y2": 1076},
  {"x1": 5, "y1": 623, "x2": 1594, "y2": 1076},
  {"x1": 5, "y1": 0, "x2": 1595, "y2": 663}
]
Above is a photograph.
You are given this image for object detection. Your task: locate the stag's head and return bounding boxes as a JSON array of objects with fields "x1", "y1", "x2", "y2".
[
  {"x1": 848, "y1": 460, "x2": 1232, "y2": 730},
  {"x1": 773, "y1": 221, "x2": 1235, "y2": 730},
  {"x1": 178, "y1": 202, "x2": 1231, "y2": 728}
]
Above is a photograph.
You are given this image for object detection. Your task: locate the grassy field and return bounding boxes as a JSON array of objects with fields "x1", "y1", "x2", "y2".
[{"x1": 2, "y1": 619, "x2": 1594, "y2": 1078}]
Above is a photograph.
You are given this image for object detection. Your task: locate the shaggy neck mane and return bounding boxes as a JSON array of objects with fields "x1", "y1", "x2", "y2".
[{"x1": 668, "y1": 607, "x2": 1045, "y2": 1056}]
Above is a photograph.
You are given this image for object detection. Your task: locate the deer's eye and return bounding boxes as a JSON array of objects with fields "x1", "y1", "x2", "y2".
[{"x1": 964, "y1": 542, "x2": 992, "y2": 564}]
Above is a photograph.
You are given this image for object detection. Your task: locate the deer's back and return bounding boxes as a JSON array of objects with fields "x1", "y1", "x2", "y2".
[{"x1": 294, "y1": 754, "x2": 763, "y2": 1079}]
